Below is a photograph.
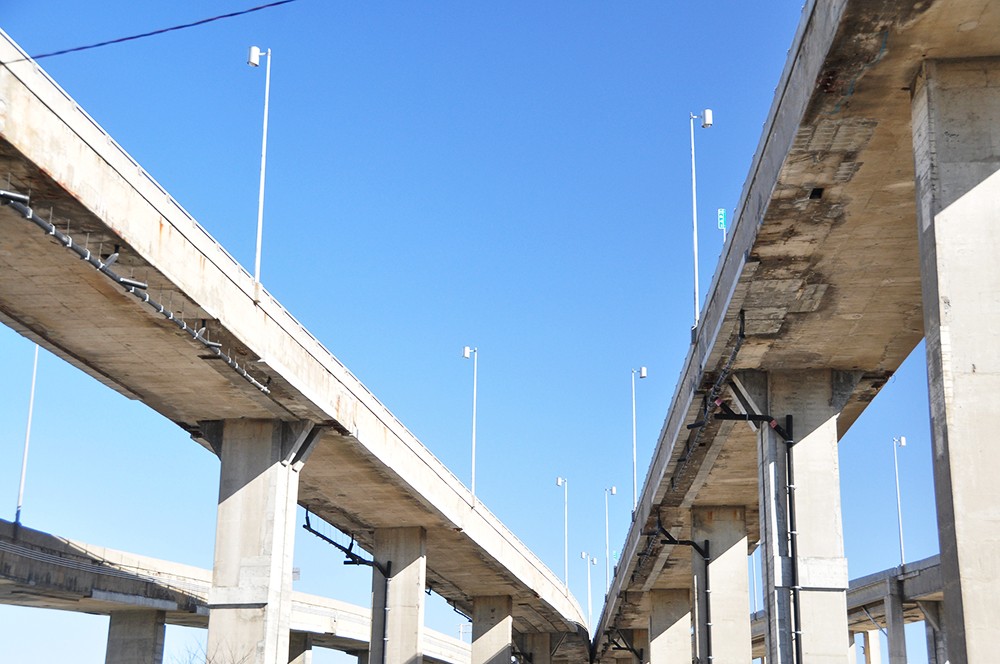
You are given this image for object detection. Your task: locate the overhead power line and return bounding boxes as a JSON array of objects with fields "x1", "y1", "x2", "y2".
[{"x1": 4, "y1": 0, "x2": 300, "y2": 64}]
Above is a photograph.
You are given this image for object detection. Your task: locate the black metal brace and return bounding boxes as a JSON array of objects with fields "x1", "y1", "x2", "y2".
[
  {"x1": 654, "y1": 514, "x2": 707, "y2": 560},
  {"x1": 302, "y1": 509, "x2": 390, "y2": 577},
  {"x1": 609, "y1": 628, "x2": 642, "y2": 662}
]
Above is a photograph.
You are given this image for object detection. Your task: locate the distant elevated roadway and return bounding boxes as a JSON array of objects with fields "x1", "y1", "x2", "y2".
[{"x1": 0, "y1": 519, "x2": 468, "y2": 663}]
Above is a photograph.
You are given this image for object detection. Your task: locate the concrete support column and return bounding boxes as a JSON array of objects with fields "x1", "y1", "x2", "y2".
[
  {"x1": 521, "y1": 633, "x2": 551, "y2": 664},
  {"x1": 648, "y1": 589, "x2": 691, "y2": 664},
  {"x1": 208, "y1": 419, "x2": 300, "y2": 664},
  {"x1": 691, "y1": 507, "x2": 751, "y2": 662},
  {"x1": 861, "y1": 631, "x2": 881, "y2": 664},
  {"x1": 630, "y1": 628, "x2": 650, "y2": 664},
  {"x1": 910, "y1": 57, "x2": 1000, "y2": 664},
  {"x1": 355, "y1": 651, "x2": 370, "y2": 664},
  {"x1": 763, "y1": 370, "x2": 851, "y2": 663},
  {"x1": 370, "y1": 527, "x2": 427, "y2": 664},
  {"x1": 885, "y1": 582, "x2": 906, "y2": 664},
  {"x1": 847, "y1": 632, "x2": 858, "y2": 664},
  {"x1": 472, "y1": 595, "x2": 513, "y2": 664},
  {"x1": 917, "y1": 600, "x2": 948, "y2": 664},
  {"x1": 289, "y1": 632, "x2": 313, "y2": 664},
  {"x1": 105, "y1": 610, "x2": 165, "y2": 664}
]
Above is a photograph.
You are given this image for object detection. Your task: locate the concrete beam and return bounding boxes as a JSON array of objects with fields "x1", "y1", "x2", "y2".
[
  {"x1": 472, "y1": 596, "x2": 513, "y2": 664},
  {"x1": 371, "y1": 527, "x2": 427, "y2": 664},
  {"x1": 911, "y1": 56, "x2": 1000, "y2": 664},
  {"x1": 105, "y1": 610, "x2": 165, "y2": 664},
  {"x1": 208, "y1": 419, "x2": 300, "y2": 664}
]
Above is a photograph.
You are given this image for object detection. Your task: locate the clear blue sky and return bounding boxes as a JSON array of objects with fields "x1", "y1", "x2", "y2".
[{"x1": 0, "y1": 2, "x2": 939, "y2": 662}]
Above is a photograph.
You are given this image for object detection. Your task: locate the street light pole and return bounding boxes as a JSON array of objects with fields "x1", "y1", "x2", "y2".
[
  {"x1": 248, "y1": 46, "x2": 272, "y2": 301},
  {"x1": 463, "y1": 346, "x2": 478, "y2": 502},
  {"x1": 581, "y1": 551, "x2": 597, "y2": 632},
  {"x1": 604, "y1": 485, "x2": 616, "y2": 594},
  {"x1": 556, "y1": 476, "x2": 569, "y2": 593},
  {"x1": 631, "y1": 366, "x2": 647, "y2": 511},
  {"x1": 15, "y1": 344, "x2": 39, "y2": 526},
  {"x1": 689, "y1": 109, "x2": 713, "y2": 328},
  {"x1": 892, "y1": 435, "x2": 907, "y2": 565}
]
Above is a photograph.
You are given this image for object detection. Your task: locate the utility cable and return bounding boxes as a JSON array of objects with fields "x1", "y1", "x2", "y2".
[{"x1": 2, "y1": 0, "x2": 300, "y2": 65}]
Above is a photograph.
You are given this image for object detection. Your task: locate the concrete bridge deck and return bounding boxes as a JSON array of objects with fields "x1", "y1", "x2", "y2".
[
  {"x1": 0, "y1": 25, "x2": 586, "y2": 663},
  {"x1": 0, "y1": 519, "x2": 469, "y2": 664},
  {"x1": 595, "y1": 0, "x2": 999, "y2": 661}
]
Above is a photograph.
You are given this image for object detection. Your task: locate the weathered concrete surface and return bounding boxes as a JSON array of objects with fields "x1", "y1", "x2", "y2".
[
  {"x1": 105, "y1": 610, "x2": 166, "y2": 664},
  {"x1": 471, "y1": 595, "x2": 513, "y2": 664},
  {"x1": 0, "y1": 27, "x2": 586, "y2": 660},
  {"x1": 647, "y1": 589, "x2": 690, "y2": 664},
  {"x1": 596, "y1": 0, "x2": 1000, "y2": 659},
  {"x1": 0, "y1": 519, "x2": 469, "y2": 664},
  {"x1": 910, "y1": 56, "x2": 1000, "y2": 663},
  {"x1": 691, "y1": 507, "x2": 750, "y2": 663},
  {"x1": 371, "y1": 527, "x2": 427, "y2": 664}
]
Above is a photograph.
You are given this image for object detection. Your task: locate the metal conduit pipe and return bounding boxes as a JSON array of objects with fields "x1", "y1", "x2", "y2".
[
  {"x1": 1, "y1": 190, "x2": 270, "y2": 395},
  {"x1": 781, "y1": 415, "x2": 804, "y2": 664}
]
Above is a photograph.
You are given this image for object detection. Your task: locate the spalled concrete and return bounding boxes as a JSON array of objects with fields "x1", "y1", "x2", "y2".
[{"x1": 596, "y1": 0, "x2": 1000, "y2": 660}]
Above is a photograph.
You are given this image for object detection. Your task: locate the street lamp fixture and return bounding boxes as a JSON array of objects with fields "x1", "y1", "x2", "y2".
[
  {"x1": 556, "y1": 476, "x2": 569, "y2": 593},
  {"x1": 892, "y1": 435, "x2": 907, "y2": 565},
  {"x1": 631, "y1": 366, "x2": 647, "y2": 511},
  {"x1": 248, "y1": 45, "x2": 272, "y2": 301},
  {"x1": 581, "y1": 551, "x2": 597, "y2": 632},
  {"x1": 463, "y1": 346, "x2": 478, "y2": 502},
  {"x1": 689, "y1": 108, "x2": 713, "y2": 329},
  {"x1": 604, "y1": 485, "x2": 616, "y2": 594}
]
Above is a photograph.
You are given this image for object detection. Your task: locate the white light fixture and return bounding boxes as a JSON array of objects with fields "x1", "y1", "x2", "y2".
[
  {"x1": 462, "y1": 346, "x2": 478, "y2": 503},
  {"x1": 689, "y1": 108, "x2": 714, "y2": 329},
  {"x1": 248, "y1": 45, "x2": 272, "y2": 301},
  {"x1": 631, "y1": 366, "x2": 648, "y2": 511}
]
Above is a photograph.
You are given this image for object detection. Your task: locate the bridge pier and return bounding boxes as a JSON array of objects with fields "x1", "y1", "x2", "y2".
[
  {"x1": 289, "y1": 632, "x2": 313, "y2": 664},
  {"x1": 884, "y1": 581, "x2": 906, "y2": 664},
  {"x1": 648, "y1": 589, "x2": 690, "y2": 664},
  {"x1": 691, "y1": 506, "x2": 751, "y2": 663},
  {"x1": 629, "y1": 628, "x2": 649, "y2": 664},
  {"x1": 371, "y1": 526, "x2": 427, "y2": 664},
  {"x1": 759, "y1": 370, "x2": 852, "y2": 663},
  {"x1": 207, "y1": 419, "x2": 300, "y2": 664},
  {"x1": 520, "y1": 631, "x2": 551, "y2": 664},
  {"x1": 471, "y1": 595, "x2": 512, "y2": 664},
  {"x1": 105, "y1": 610, "x2": 165, "y2": 664},
  {"x1": 911, "y1": 56, "x2": 1000, "y2": 664}
]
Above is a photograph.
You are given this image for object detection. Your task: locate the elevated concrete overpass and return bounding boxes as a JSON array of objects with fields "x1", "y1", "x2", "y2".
[
  {"x1": 596, "y1": 0, "x2": 999, "y2": 662},
  {"x1": 0, "y1": 516, "x2": 946, "y2": 664},
  {"x1": 0, "y1": 28, "x2": 585, "y2": 664},
  {"x1": 0, "y1": 519, "x2": 469, "y2": 664}
]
